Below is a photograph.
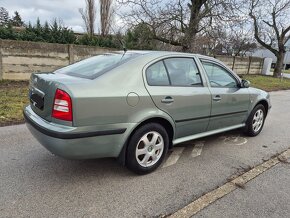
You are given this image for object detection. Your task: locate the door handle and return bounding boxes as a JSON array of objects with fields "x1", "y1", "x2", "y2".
[
  {"x1": 161, "y1": 96, "x2": 174, "y2": 104},
  {"x1": 213, "y1": 95, "x2": 222, "y2": 101}
]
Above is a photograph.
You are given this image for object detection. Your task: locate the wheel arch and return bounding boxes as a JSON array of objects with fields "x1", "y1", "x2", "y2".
[
  {"x1": 117, "y1": 116, "x2": 175, "y2": 165},
  {"x1": 255, "y1": 99, "x2": 269, "y2": 116}
]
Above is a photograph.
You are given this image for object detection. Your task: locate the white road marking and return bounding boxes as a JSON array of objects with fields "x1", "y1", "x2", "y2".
[
  {"x1": 220, "y1": 134, "x2": 248, "y2": 146},
  {"x1": 162, "y1": 147, "x2": 185, "y2": 168},
  {"x1": 191, "y1": 141, "x2": 205, "y2": 158}
]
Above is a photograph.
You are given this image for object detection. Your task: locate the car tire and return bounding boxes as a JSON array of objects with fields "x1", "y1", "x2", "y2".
[
  {"x1": 244, "y1": 104, "x2": 266, "y2": 137},
  {"x1": 126, "y1": 123, "x2": 169, "y2": 175}
]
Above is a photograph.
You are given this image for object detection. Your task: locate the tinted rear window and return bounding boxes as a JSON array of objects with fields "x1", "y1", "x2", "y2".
[{"x1": 54, "y1": 53, "x2": 139, "y2": 79}]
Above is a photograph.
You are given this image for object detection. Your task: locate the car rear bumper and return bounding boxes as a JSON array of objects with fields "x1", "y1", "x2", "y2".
[{"x1": 24, "y1": 105, "x2": 135, "y2": 159}]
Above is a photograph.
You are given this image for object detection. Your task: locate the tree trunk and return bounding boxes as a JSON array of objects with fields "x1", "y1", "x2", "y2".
[
  {"x1": 182, "y1": 25, "x2": 199, "y2": 52},
  {"x1": 182, "y1": 34, "x2": 196, "y2": 52},
  {"x1": 182, "y1": 0, "x2": 206, "y2": 53},
  {"x1": 274, "y1": 52, "x2": 285, "y2": 78}
]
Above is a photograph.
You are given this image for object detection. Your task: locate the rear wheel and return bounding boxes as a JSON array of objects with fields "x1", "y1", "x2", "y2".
[
  {"x1": 244, "y1": 104, "x2": 266, "y2": 136},
  {"x1": 126, "y1": 123, "x2": 169, "y2": 174}
]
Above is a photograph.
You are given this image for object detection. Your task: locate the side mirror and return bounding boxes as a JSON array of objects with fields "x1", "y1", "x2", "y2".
[{"x1": 241, "y1": 79, "x2": 250, "y2": 88}]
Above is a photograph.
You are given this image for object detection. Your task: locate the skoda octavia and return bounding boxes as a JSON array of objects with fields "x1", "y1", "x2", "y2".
[{"x1": 24, "y1": 51, "x2": 271, "y2": 174}]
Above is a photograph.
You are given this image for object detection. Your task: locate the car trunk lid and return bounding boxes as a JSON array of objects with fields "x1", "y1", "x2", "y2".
[{"x1": 29, "y1": 72, "x2": 86, "y2": 123}]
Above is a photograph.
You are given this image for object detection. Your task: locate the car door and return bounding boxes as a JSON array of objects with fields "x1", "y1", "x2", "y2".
[
  {"x1": 145, "y1": 57, "x2": 212, "y2": 139},
  {"x1": 200, "y1": 60, "x2": 250, "y2": 131}
]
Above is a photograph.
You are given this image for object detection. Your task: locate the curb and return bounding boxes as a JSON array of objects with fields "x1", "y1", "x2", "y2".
[
  {"x1": 168, "y1": 148, "x2": 290, "y2": 218},
  {"x1": 0, "y1": 120, "x2": 25, "y2": 127}
]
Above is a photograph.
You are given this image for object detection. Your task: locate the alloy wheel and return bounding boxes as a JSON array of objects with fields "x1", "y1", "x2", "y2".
[
  {"x1": 135, "y1": 131, "x2": 164, "y2": 167},
  {"x1": 252, "y1": 109, "x2": 264, "y2": 133}
]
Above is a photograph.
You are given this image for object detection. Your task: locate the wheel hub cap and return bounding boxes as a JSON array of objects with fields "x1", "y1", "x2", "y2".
[
  {"x1": 148, "y1": 146, "x2": 153, "y2": 152},
  {"x1": 135, "y1": 131, "x2": 164, "y2": 168}
]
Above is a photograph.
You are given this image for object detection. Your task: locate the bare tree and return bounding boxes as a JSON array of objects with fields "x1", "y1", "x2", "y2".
[
  {"x1": 206, "y1": 20, "x2": 257, "y2": 56},
  {"x1": 100, "y1": 0, "x2": 114, "y2": 36},
  {"x1": 79, "y1": 0, "x2": 96, "y2": 37},
  {"x1": 248, "y1": 0, "x2": 290, "y2": 77},
  {"x1": 117, "y1": 0, "x2": 234, "y2": 52},
  {"x1": 0, "y1": 7, "x2": 9, "y2": 27}
]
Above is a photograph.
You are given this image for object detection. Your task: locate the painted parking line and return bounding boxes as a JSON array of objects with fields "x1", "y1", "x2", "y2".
[
  {"x1": 191, "y1": 141, "x2": 205, "y2": 158},
  {"x1": 168, "y1": 148, "x2": 290, "y2": 218},
  {"x1": 220, "y1": 134, "x2": 248, "y2": 146},
  {"x1": 162, "y1": 147, "x2": 185, "y2": 168}
]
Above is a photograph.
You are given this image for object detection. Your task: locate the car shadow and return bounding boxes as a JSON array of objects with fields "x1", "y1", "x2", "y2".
[
  {"x1": 177, "y1": 129, "x2": 247, "y2": 148},
  {"x1": 30, "y1": 129, "x2": 248, "y2": 180}
]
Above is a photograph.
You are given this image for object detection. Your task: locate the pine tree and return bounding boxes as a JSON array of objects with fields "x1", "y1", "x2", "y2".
[
  {"x1": 50, "y1": 19, "x2": 60, "y2": 43},
  {"x1": 10, "y1": 11, "x2": 24, "y2": 27},
  {"x1": 42, "y1": 21, "x2": 51, "y2": 42},
  {"x1": 0, "y1": 7, "x2": 9, "y2": 27}
]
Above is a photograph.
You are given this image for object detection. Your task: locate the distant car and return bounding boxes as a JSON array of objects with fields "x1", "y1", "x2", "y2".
[{"x1": 24, "y1": 51, "x2": 271, "y2": 174}]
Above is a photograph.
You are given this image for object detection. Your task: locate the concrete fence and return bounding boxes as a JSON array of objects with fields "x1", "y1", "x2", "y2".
[
  {"x1": 215, "y1": 55, "x2": 264, "y2": 75},
  {"x1": 0, "y1": 39, "x2": 113, "y2": 80},
  {"x1": 0, "y1": 39, "x2": 265, "y2": 80}
]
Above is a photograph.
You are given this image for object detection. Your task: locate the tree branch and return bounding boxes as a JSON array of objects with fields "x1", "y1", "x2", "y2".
[{"x1": 249, "y1": 12, "x2": 278, "y2": 55}]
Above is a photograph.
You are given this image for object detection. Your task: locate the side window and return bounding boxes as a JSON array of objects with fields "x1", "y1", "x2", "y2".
[
  {"x1": 202, "y1": 62, "x2": 238, "y2": 88},
  {"x1": 164, "y1": 58, "x2": 202, "y2": 86},
  {"x1": 146, "y1": 61, "x2": 170, "y2": 86}
]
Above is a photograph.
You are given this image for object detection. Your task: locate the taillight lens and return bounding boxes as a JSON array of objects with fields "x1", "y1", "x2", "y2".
[{"x1": 52, "y1": 89, "x2": 73, "y2": 121}]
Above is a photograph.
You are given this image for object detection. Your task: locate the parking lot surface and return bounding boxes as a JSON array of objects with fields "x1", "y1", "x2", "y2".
[{"x1": 1, "y1": 90, "x2": 290, "y2": 217}]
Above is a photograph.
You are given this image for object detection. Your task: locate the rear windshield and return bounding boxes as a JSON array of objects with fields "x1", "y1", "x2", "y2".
[{"x1": 54, "y1": 53, "x2": 139, "y2": 79}]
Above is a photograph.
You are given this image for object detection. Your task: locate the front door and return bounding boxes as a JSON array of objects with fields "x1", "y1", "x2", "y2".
[
  {"x1": 145, "y1": 57, "x2": 212, "y2": 138},
  {"x1": 200, "y1": 60, "x2": 250, "y2": 131}
]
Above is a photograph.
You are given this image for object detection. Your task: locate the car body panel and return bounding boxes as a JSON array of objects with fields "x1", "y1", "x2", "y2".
[
  {"x1": 206, "y1": 87, "x2": 250, "y2": 130},
  {"x1": 248, "y1": 87, "x2": 271, "y2": 112},
  {"x1": 24, "y1": 105, "x2": 135, "y2": 158},
  {"x1": 145, "y1": 86, "x2": 212, "y2": 138},
  {"x1": 196, "y1": 56, "x2": 251, "y2": 130}
]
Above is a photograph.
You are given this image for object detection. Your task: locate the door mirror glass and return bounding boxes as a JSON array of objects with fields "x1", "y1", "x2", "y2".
[{"x1": 241, "y1": 79, "x2": 250, "y2": 88}]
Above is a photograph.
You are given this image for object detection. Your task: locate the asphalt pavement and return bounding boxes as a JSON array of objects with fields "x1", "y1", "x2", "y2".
[
  {"x1": 194, "y1": 162, "x2": 290, "y2": 218},
  {"x1": 1, "y1": 90, "x2": 290, "y2": 218}
]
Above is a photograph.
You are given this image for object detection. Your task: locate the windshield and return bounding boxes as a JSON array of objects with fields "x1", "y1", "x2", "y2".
[{"x1": 54, "y1": 53, "x2": 139, "y2": 79}]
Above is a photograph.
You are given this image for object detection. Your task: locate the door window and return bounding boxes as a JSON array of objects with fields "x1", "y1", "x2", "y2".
[
  {"x1": 164, "y1": 58, "x2": 202, "y2": 86},
  {"x1": 146, "y1": 61, "x2": 170, "y2": 86},
  {"x1": 202, "y1": 62, "x2": 238, "y2": 88}
]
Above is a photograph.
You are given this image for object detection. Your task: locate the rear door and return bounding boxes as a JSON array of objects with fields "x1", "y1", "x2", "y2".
[
  {"x1": 145, "y1": 57, "x2": 211, "y2": 139},
  {"x1": 200, "y1": 60, "x2": 250, "y2": 130}
]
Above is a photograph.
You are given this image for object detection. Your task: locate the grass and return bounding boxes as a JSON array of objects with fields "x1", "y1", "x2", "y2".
[
  {"x1": 0, "y1": 80, "x2": 29, "y2": 126},
  {"x1": 1, "y1": 74, "x2": 290, "y2": 126},
  {"x1": 241, "y1": 75, "x2": 290, "y2": 92}
]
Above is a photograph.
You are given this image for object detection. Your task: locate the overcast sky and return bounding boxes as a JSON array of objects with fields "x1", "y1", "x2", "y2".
[{"x1": 1, "y1": 0, "x2": 111, "y2": 33}]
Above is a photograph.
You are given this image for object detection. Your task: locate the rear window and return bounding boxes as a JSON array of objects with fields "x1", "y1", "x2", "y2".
[{"x1": 54, "y1": 53, "x2": 139, "y2": 79}]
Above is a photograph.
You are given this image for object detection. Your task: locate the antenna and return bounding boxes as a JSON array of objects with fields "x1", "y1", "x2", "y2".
[
  {"x1": 107, "y1": 19, "x2": 128, "y2": 58},
  {"x1": 118, "y1": 38, "x2": 127, "y2": 60}
]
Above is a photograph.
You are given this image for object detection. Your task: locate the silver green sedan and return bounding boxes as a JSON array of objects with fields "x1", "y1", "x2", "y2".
[{"x1": 24, "y1": 51, "x2": 271, "y2": 174}]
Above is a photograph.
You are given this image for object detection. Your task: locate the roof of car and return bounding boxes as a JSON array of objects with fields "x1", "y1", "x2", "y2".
[
  {"x1": 108, "y1": 50, "x2": 222, "y2": 67},
  {"x1": 113, "y1": 50, "x2": 217, "y2": 60}
]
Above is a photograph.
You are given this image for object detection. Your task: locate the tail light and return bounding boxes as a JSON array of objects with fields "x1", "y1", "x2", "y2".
[{"x1": 52, "y1": 89, "x2": 73, "y2": 121}]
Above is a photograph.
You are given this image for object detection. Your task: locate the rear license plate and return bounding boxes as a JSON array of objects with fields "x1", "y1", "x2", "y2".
[{"x1": 30, "y1": 92, "x2": 44, "y2": 110}]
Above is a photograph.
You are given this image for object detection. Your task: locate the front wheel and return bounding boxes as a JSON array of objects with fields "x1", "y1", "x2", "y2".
[
  {"x1": 244, "y1": 104, "x2": 266, "y2": 137},
  {"x1": 126, "y1": 123, "x2": 169, "y2": 174}
]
